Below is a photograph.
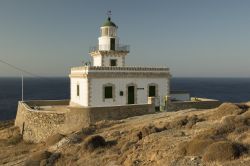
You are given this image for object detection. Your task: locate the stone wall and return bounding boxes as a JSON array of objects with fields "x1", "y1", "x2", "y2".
[
  {"x1": 167, "y1": 100, "x2": 222, "y2": 112},
  {"x1": 24, "y1": 100, "x2": 69, "y2": 107},
  {"x1": 15, "y1": 102, "x2": 67, "y2": 143},
  {"x1": 86, "y1": 104, "x2": 153, "y2": 123},
  {"x1": 15, "y1": 100, "x2": 154, "y2": 143}
]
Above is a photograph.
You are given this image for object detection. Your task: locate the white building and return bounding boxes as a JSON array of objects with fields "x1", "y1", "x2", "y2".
[{"x1": 69, "y1": 16, "x2": 171, "y2": 108}]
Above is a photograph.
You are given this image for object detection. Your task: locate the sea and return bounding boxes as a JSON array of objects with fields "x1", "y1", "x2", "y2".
[{"x1": 0, "y1": 77, "x2": 250, "y2": 121}]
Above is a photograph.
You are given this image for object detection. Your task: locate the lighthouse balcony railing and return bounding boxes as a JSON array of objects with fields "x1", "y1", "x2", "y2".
[{"x1": 89, "y1": 44, "x2": 130, "y2": 52}]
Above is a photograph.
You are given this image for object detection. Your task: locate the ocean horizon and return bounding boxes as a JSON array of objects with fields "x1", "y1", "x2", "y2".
[{"x1": 0, "y1": 77, "x2": 250, "y2": 121}]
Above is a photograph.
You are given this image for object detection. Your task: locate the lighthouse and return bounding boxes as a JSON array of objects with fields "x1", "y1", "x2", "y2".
[
  {"x1": 70, "y1": 14, "x2": 170, "y2": 107},
  {"x1": 90, "y1": 16, "x2": 129, "y2": 67}
]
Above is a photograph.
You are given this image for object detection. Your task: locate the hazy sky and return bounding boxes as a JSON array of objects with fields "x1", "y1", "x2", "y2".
[{"x1": 0, "y1": 0, "x2": 250, "y2": 77}]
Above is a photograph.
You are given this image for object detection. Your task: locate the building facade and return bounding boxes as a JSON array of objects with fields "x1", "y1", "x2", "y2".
[{"x1": 69, "y1": 16, "x2": 171, "y2": 107}]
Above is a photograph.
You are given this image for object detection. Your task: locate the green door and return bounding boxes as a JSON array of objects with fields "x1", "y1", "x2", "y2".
[{"x1": 128, "y1": 86, "x2": 135, "y2": 104}]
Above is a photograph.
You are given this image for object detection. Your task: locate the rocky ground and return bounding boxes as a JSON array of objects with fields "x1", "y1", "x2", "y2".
[{"x1": 0, "y1": 102, "x2": 250, "y2": 166}]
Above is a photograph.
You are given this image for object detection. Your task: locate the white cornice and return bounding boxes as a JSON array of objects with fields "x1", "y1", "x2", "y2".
[{"x1": 89, "y1": 50, "x2": 129, "y2": 56}]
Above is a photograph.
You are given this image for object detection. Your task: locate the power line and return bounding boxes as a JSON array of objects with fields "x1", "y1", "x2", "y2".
[
  {"x1": 0, "y1": 59, "x2": 41, "y2": 78},
  {"x1": 0, "y1": 58, "x2": 69, "y2": 84},
  {"x1": 0, "y1": 59, "x2": 30, "y2": 101}
]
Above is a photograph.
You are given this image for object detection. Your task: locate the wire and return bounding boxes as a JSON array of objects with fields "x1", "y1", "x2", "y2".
[
  {"x1": 0, "y1": 58, "x2": 70, "y2": 89},
  {"x1": 0, "y1": 59, "x2": 42, "y2": 78}
]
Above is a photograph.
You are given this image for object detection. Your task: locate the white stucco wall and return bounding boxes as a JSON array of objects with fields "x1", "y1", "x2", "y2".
[
  {"x1": 98, "y1": 36, "x2": 119, "y2": 51},
  {"x1": 89, "y1": 77, "x2": 170, "y2": 107},
  {"x1": 92, "y1": 54, "x2": 125, "y2": 67},
  {"x1": 93, "y1": 55, "x2": 102, "y2": 66},
  {"x1": 70, "y1": 78, "x2": 88, "y2": 106},
  {"x1": 102, "y1": 55, "x2": 124, "y2": 67}
]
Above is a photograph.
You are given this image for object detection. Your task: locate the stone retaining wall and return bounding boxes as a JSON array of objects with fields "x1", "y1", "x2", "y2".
[
  {"x1": 87, "y1": 104, "x2": 153, "y2": 123},
  {"x1": 167, "y1": 100, "x2": 222, "y2": 112},
  {"x1": 15, "y1": 98, "x2": 222, "y2": 143},
  {"x1": 15, "y1": 100, "x2": 154, "y2": 143},
  {"x1": 24, "y1": 100, "x2": 69, "y2": 107},
  {"x1": 15, "y1": 102, "x2": 67, "y2": 143}
]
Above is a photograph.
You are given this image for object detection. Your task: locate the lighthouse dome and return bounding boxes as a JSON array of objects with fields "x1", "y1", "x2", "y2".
[{"x1": 102, "y1": 17, "x2": 117, "y2": 27}]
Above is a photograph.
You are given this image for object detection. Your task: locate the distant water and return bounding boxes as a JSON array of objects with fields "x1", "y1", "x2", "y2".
[
  {"x1": 172, "y1": 78, "x2": 250, "y2": 102},
  {"x1": 0, "y1": 77, "x2": 250, "y2": 121},
  {"x1": 0, "y1": 77, "x2": 69, "y2": 121}
]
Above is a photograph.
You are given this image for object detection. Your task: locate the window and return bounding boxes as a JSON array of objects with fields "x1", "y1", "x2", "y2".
[
  {"x1": 77, "y1": 84, "x2": 80, "y2": 97},
  {"x1": 148, "y1": 83, "x2": 158, "y2": 97},
  {"x1": 149, "y1": 85, "x2": 156, "y2": 97},
  {"x1": 104, "y1": 86, "x2": 113, "y2": 99},
  {"x1": 109, "y1": 28, "x2": 113, "y2": 36},
  {"x1": 110, "y1": 59, "x2": 117, "y2": 66},
  {"x1": 103, "y1": 83, "x2": 115, "y2": 101},
  {"x1": 102, "y1": 28, "x2": 108, "y2": 36},
  {"x1": 110, "y1": 38, "x2": 115, "y2": 50}
]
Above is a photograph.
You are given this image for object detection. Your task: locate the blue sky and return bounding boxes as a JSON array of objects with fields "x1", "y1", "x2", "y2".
[{"x1": 0, "y1": 0, "x2": 250, "y2": 77}]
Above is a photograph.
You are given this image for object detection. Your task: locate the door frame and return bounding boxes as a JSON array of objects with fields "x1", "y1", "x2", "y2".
[
  {"x1": 110, "y1": 38, "x2": 116, "y2": 51},
  {"x1": 126, "y1": 83, "x2": 137, "y2": 104}
]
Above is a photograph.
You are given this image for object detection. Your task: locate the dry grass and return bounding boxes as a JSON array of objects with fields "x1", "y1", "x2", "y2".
[
  {"x1": 136, "y1": 124, "x2": 165, "y2": 140},
  {"x1": 165, "y1": 114, "x2": 204, "y2": 130},
  {"x1": 25, "y1": 150, "x2": 52, "y2": 166},
  {"x1": 206, "y1": 103, "x2": 245, "y2": 120},
  {"x1": 25, "y1": 150, "x2": 61, "y2": 166},
  {"x1": 7, "y1": 133, "x2": 22, "y2": 145},
  {"x1": 29, "y1": 150, "x2": 52, "y2": 161},
  {"x1": 0, "y1": 124, "x2": 22, "y2": 145},
  {"x1": 83, "y1": 135, "x2": 106, "y2": 151},
  {"x1": 175, "y1": 103, "x2": 250, "y2": 164},
  {"x1": 203, "y1": 141, "x2": 243, "y2": 162},
  {"x1": 45, "y1": 133, "x2": 64, "y2": 146},
  {"x1": 1, "y1": 102, "x2": 250, "y2": 166},
  {"x1": 54, "y1": 103, "x2": 250, "y2": 165},
  {"x1": 185, "y1": 138, "x2": 214, "y2": 156},
  {"x1": 0, "y1": 120, "x2": 14, "y2": 130}
]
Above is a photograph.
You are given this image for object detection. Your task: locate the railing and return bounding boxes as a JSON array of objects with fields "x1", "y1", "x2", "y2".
[
  {"x1": 71, "y1": 66, "x2": 170, "y2": 72},
  {"x1": 89, "y1": 44, "x2": 130, "y2": 52}
]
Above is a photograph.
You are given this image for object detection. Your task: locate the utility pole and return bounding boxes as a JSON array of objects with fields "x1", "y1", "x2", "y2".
[{"x1": 22, "y1": 74, "x2": 23, "y2": 101}]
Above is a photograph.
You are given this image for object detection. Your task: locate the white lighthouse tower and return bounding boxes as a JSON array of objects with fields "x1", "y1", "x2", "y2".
[
  {"x1": 90, "y1": 15, "x2": 129, "y2": 67},
  {"x1": 98, "y1": 16, "x2": 119, "y2": 51}
]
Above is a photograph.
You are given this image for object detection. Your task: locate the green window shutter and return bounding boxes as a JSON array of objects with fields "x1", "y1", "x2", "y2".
[
  {"x1": 105, "y1": 86, "x2": 113, "y2": 98},
  {"x1": 149, "y1": 86, "x2": 156, "y2": 97}
]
